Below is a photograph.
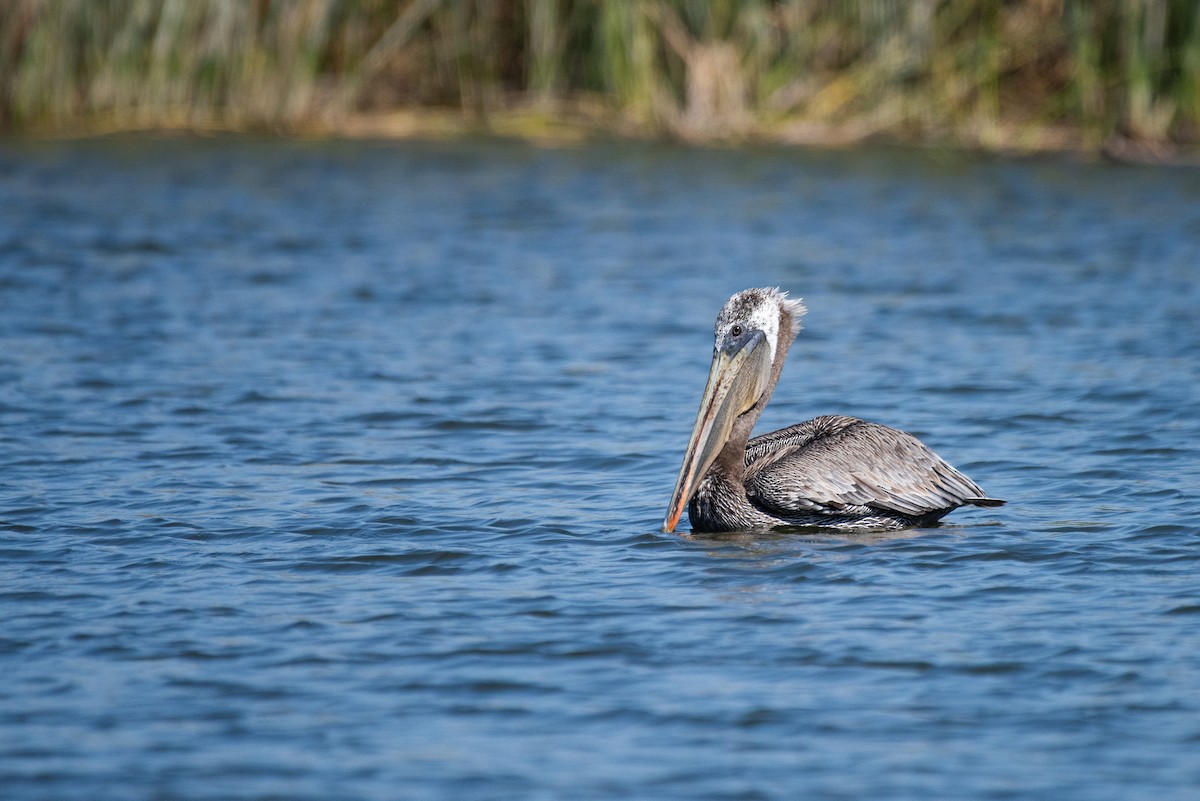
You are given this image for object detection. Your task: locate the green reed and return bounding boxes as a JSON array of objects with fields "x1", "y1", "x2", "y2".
[{"x1": 2, "y1": 0, "x2": 1197, "y2": 151}]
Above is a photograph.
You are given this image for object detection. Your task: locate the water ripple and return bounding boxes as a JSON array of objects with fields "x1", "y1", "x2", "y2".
[{"x1": 0, "y1": 138, "x2": 1198, "y2": 801}]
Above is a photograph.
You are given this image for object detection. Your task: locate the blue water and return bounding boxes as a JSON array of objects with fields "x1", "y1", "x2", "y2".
[{"x1": 1, "y1": 137, "x2": 1198, "y2": 801}]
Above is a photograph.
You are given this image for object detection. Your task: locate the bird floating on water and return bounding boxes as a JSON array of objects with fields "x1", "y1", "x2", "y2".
[{"x1": 662, "y1": 288, "x2": 1004, "y2": 534}]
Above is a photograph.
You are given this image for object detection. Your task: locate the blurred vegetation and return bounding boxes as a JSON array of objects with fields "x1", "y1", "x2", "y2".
[{"x1": 2, "y1": 0, "x2": 1198, "y2": 155}]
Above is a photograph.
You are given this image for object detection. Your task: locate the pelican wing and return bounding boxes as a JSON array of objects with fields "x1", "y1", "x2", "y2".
[{"x1": 744, "y1": 415, "x2": 990, "y2": 520}]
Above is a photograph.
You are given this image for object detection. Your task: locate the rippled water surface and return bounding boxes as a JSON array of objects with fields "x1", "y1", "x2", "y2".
[{"x1": 2, "y1": 137, "x2": 1199, "y2": 800}]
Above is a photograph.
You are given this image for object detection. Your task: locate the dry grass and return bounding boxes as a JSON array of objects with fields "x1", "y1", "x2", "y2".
[{"x1": 2, "y1": 0, "x2": 1198, "y2": 157}]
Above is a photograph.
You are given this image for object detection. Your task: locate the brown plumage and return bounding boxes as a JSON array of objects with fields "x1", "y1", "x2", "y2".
[{"x1": 662, "y1": 288, "x2": 1004, "y2": 533}]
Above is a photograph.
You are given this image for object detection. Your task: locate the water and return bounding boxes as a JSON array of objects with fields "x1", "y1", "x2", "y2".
[{"x1": 1, "y1": 136, "x2": 1198, "y2": 801}]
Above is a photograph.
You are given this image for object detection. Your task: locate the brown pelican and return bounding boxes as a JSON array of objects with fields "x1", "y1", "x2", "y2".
[{"x1": 662, "y1": 288, "x2": 1004, "y2": 533}]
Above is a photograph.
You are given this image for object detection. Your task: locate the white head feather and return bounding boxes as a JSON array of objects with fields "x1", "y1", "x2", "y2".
[{"x1": 714, "y1": 287, "x2": 806, "y2": 359}]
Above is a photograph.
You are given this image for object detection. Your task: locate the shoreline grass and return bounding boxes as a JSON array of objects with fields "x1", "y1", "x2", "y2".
[{"x1": 3, "y1": 1, "x2": 1199, "y2": 162}]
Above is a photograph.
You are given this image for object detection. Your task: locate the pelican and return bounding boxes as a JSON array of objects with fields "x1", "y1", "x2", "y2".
[{"x1": 662, "y1": 288, "x2": 1004, "y2": 533}]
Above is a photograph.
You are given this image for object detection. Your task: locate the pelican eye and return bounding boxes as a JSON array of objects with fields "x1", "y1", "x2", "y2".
[{"x1": 730, "y1": 324, "x2": 744, "y2": 338}]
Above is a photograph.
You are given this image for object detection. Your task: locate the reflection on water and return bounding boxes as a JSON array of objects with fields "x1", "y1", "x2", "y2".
[{"x1": 1, "y1": 137, "x2": 1199, "y2": 801}]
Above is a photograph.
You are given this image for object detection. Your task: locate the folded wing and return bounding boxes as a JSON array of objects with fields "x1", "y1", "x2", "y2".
[{"x1": 744, "y1": 415, "x2": 1000, "y2": 521}]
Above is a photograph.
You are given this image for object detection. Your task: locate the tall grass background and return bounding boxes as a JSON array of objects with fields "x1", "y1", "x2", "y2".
[{"x1": 2, "y1": 0, "x2": 1198, "y2": 153}]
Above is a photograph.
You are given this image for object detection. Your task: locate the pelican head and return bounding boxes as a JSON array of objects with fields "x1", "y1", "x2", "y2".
[{"x1": 662, "y1": 288, "x2": 806, "y2": 533}]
